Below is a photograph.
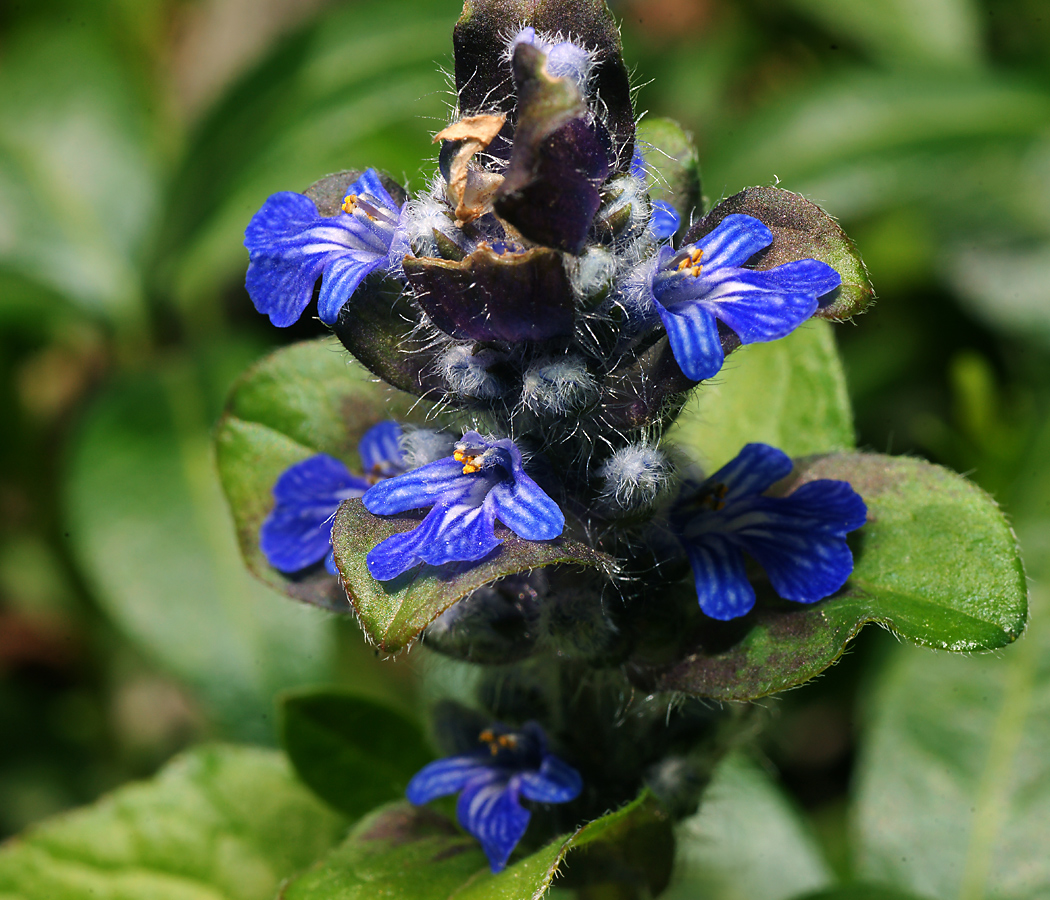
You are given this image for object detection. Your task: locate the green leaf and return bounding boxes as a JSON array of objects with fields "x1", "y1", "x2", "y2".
[
  {"x1": 215, "y1": 337, "x2": 418, "y2": 611},
  {"x1": 788, "y1": 887, "x2": 928, "y2": 900},
  {"x1": 0, "y1": 24, "x2": 159, "y2": 325},
  {"x1": 662, "y1": 753, "x2": 833, "y2": 900},
  {"x1": 65, "y1": 354, "x2": 333, "y2": 741},
  {"x1": 706, "y1": 72, "x2": 1050, "y2": 200},
  {"x1": 279, "y1": 688, "x2": 432, "y2": 820},
  {"x1": 0, "y1": 745, "x2": 346, "y2": 900},
  {"x1": 668, "y1": 320, "x2": 855, "y2": 472},
  {"x1": 851, "y1": 583, "x2": 1050, "y2": 900},
  {"x1": 281, "y1": 790, "x2": 672, "y2": 899},
  {"x1": 781, "y1": 0, "x2": 983, "y2": 69},
  {"x1": 332, "y1": 500, "x2": 615, "y2": 653},
  {"x1": 637, "y1": 453, "x2": 1027, "y2": 701},
  {"x1": 684, "y1": 186, "x2": 874, "y2": 320}
]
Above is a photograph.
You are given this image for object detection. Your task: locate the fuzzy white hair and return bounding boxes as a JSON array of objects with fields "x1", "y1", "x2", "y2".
[
  {"x1": 598, "y1": 443, "x2": 671, "y2": 509},
  {"x1": 521, "y1": 355, "x2": 598, "y2": 416},
  {"x1": 437, "y1": 344, "x2": 504, "y2": 400},
  {"x1": 399, "y1": 427, "x2": 457, "y2": 469}
]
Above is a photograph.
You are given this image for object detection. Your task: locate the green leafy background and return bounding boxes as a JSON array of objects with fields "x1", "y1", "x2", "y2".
[{"x1": 1, "y1": 0, "x2": 1049, "y2": 897}]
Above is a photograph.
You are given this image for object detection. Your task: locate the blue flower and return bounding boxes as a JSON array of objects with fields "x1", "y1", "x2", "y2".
[
  {"x1": 260, "y1": 421, "x2": 405, "y2": 574},
  {"x1": 644, "y1": 214, "x2": 841, "y2": 381},
  {"x1": 362, "y1": 431, "x2": 564, "y2": 581},
  {"x1": 244, "y1": 169, "x2": 404, "y2": 327},
  {"x1": 649, "y1": 199, "x2": 680, "y2": 241},
  {"x1": 406, "y1": 722, "x2": 582, "y2": 872},
  {"x1": 672, "y1": 443, "x2": 867, "y2": 620}
]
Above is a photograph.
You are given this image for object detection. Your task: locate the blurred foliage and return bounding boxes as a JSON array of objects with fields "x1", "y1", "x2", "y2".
[{"x1": 1, "y1": 0, "x2": 1049, "y2": 896}]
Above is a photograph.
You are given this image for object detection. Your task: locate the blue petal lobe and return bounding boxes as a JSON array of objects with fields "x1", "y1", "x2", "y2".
[
  {"x1": 486, "y1": 476, "x2": 565, "y2": 541},
  {"x1": 730, "y1": 479, "x2": 866, "y2": 603},
  {"x1": 695, "y1": 214, "x2": 773, "y2": 270},
  {"x1": 348, "y1": 168, "x2": 399, "y2": 213},
  {"x1": 244, "y1": 192, "x2": 331, "y2": 327},
  {"x1": 406, "y1": 756, "x2": 493, "y2": 805},
  {"x1": 685, "y1": 534, "x2": 756, "y2": 620},
  {"x1": 518, "y1": 756, "x2": 583, "y2": 803},
  {"x1": 657, "y1": 299, "x2": 724, "y2": 381},
  {"x1": 650, "y1": 200, "x2": 680, "y2": 240},
  {"x1": 366, "y1": 501, "x2": 502, "y2": 581},
  {"x1": 362, "y1": 458, "x2": 475, "y2": 515},
  {"x1": 696, "y1": 266, "x2": 821, "y2": 344},
  {"x1": 260, "y1": 455, "x2": 368, "y2": 572},
  {"x1": 358, "y1": 420, "x2": 405, "y2": 476},
  {"x1": 317, "y1": 254, "x2": 384, "y2": 324},
  {"x1": 457, "y1": 776, "x2": 531, "y2": 873},
  {"x1": 707, "y1": 443, "x2": 793, "y2": 502}
]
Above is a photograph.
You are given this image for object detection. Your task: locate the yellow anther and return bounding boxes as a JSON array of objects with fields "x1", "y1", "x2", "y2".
[
  {"x1": 676, "y1": 247, "x2": 703, "y2": 275},
  {"x1": 341, "y1": 194, "x2": 359, "y2": 214},
  {"x1": 479, "y1": 729, "x2": 494, "y2": 743},
  {"x1": 454, "y1": 447, "x2": 483, "y2": 475}
]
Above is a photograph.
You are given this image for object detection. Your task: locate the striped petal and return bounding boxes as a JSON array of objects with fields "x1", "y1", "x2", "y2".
[
  {"x1": 362, "y1": 458, "x2": 480, "y2": 515},
  {"x1": 684, "y1": 533, "x2": 756, "y2": 620},
  {"x1": 406, "y1": 756, "x2": 495, "y2": 805},
  {"x1": 260, "y1": 454, "x2": 369, "y2": 572},
  {"x1": 358, "y1": 420, "x2": 405, "y2": 478},
  {"x1": 655, "y1": 299, "x2": 724, "y2": 382},
  {"x1": 698, "y1": 259, "x2": 838, "y2": 344},
  {"x1": 695, "y1": 214, "x2": 773, "y2": 270},
  {"x1": 518, "y1": 756, "x2": 583, "y2": 803},
  {"x1": 317, "y1": 253, "x2": 385, "y2": 324},
  {"x1": 707, "y1": 443, "x2": 794, "y2": 504},
  {"x1": 730, "y1": 480, "x2": 867, "y2": 603},
  {"x1": 365, "y1": 501, "x2": 501, "y2": 581},
  {"x1": 486, "y1": 474, "x2": 564, "y2": 541},
  {"x1": 457, "y1": 776, "x2": 531, "y2": 873}
]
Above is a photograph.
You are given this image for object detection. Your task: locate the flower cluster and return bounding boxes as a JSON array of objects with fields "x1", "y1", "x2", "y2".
[{"x1": 245, "y1": 1, "x2": 872, "y2": 872}]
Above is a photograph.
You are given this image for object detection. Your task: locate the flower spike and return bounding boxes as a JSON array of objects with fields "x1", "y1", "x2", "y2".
[
  {"x1": 406, "y1": 722, "x2": 581, "y2": 872},
  {"x1": 672, "y1": 443, "x2": 867, "y2": 620},
  {"x1": 645, "y1": 214, "x2": 842, "y2": 381},
  {"x1": 362, "y1": 432, "x2": 564, "y2": 580},
  {"x1": 244, "y1": 169, "x2": 404, "y2": 327},
  {"x1": 260, "y1": 422, "x2": 407, "y2": 574}
]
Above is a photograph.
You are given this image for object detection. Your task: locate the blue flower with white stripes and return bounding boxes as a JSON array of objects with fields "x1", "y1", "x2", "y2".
[
  {"x1": 646, "y1": 214, "x2": 841, "y2": 381},
  {"x1": 260, "y1": 421, "x2": 405, "y2": 574},
  {"x1": 362, "y1": 431, "x2": 564, "y2": 581},
  {"x1": 244, "y1": 168, "x2": 404, "y2": 327},
  {"x1": 672, "y1": 443, "x2": 867, "y2": 620},
  {"x1": 406, "y1": 722, "x2": 582, "y2": 872}
]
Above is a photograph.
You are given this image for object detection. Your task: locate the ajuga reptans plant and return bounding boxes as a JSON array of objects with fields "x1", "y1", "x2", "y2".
[{"x1": 218, "y1": 0, "x2": 1027, "y2": 888}]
